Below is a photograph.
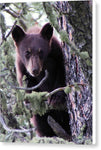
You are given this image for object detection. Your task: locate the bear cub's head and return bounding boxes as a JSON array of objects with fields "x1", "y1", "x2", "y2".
[{"x1": 12, "y1": 23, "x2": 53, "y2": 77}]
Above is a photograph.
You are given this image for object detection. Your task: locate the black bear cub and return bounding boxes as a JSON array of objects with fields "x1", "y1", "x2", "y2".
[{"x1": 12, "y1": 23, "x2": 71, "y2": 139}]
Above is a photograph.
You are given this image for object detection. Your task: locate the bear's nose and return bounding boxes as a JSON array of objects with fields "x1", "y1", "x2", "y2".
[{"x1": 32, "y1": 69, "x2": 39, "y2": 76}]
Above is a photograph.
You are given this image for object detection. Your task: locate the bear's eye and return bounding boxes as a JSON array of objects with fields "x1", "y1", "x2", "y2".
[
  {"x1": 25, "y1": 50, "x2": 31, "y2": 59},
  {"x1": 38, "y1": 48, "x2": 43, "y2": 59}
]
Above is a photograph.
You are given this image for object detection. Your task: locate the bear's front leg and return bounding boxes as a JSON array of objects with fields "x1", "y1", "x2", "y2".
[{"x1": 48, "y1": 91, "x2": 67, "y2": 109}]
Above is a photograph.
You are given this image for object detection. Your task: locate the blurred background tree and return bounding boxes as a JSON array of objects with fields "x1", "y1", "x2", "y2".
[{"x1": 0, "y1": 1, "x2": 92, "y2": 144}]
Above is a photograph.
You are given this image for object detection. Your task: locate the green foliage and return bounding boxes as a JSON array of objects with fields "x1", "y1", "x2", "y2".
[
  {"x1": 86, "y1": 59, "x2": 92, "y2": 67},
  {"x1": 79, "y1": 51, "x2": 89, "y2": 60},
  {"x1": 64, "y1": 86, "x2": 71, "y2": 95},
  {"x1": 25, "y1": 91, "x2": 48, "y2": 116},
  {"x1": 0, "y1": 12, "x2": 6, "y2": 39},
  {"x1": 31, "y1": 137, "x2": 73, "y2": 144},
  {"x1": 13, "y1": 90, "x2": 48, "y2": 116},
  {"x1": 16, "y1": 90, "x2": 25, "y2": 102},
  {"x1": 60, "y1": 30, "x2": 69, "y2": 42},
  {"x1": 43, "y1": 2, "x2": 60, "y2": 31},
  {"x1": 0, "y1": 89, "x2": 7, "y2": 113}
]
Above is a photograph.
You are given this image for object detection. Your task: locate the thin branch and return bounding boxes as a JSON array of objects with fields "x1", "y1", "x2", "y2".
[
  {"x1": 0, "y1": 114, "x2": 36, "y2": 133},
  {"x1": 8, "y1": 70, "x2": 48, "y2": 91},
  {"x1": 9, "y1": 6, "x2": 20, "y2": 16},
  {"x1": 46, "y1": 83, "x2": 87, "y2": 98},
  {"x1": 4, "y1": 8, "x2": 19, "y2": 18},
  {"x1": 0, "y1": 10, "x2": 22, "y2": 47},
  {"x1": 46, "y1": 87, "x2": 65, "y2": 98},
  {"x1": 0, "y1": 73, "x2": 8, "y2": 77}
]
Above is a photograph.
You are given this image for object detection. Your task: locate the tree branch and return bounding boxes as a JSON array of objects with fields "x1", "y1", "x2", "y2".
[
  {"x1": 46, "y1": 83, "x2": 87, "y2": 98},
  {"x1": 0, "y1": 10, "x2": 22, "y2": 47},
  {"x1": 0, "y1": 114, "x2": 36, "y2": 133},
  {"x1": 8, "y1": 70, "x2": 48, "y2": 91},
  {"x1": 4, "y1": 8, "x2": 19, "y2": 18},
  {"x1": 0, "y1": 73, "x2": 8, "y2": 77}
]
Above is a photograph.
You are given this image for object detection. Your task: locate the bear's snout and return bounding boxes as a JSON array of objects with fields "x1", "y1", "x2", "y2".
[
  {"x1": 26, "y1": 55, "x2": 42, "y2": 77},
  {"x1": 32, "y1": 68, "x2": 40, "y2": 76}
]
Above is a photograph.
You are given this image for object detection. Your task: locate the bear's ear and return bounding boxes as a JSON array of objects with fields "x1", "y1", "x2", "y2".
[
  {"x1": 12, "y1": 25, "x2": 26, "y2": 44},
  {"x1": 40, "y1": 23, "x2": 53, "y2": 41}
]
